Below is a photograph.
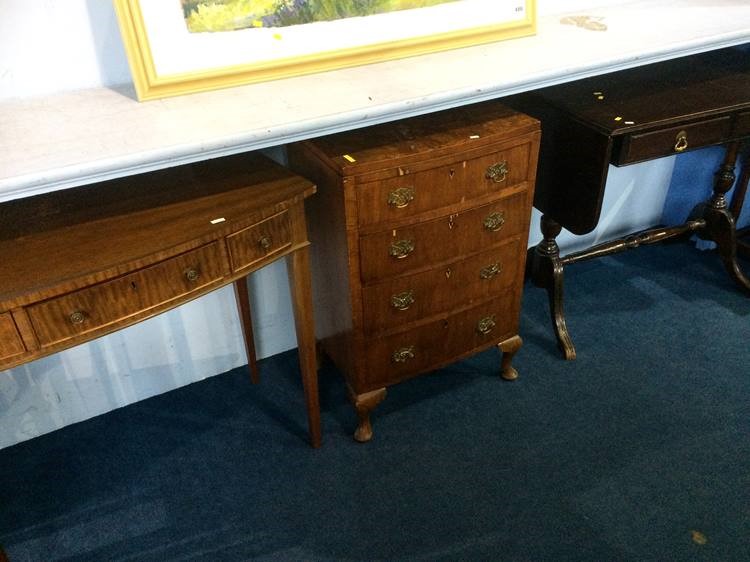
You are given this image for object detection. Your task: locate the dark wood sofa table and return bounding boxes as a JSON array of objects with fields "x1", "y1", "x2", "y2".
[
  {"x1": 511, "y1": 47, "x2": 750, "y2": 360},
  {"x1": 0, "y1": 152, "x2": 321, "y2": 447}
]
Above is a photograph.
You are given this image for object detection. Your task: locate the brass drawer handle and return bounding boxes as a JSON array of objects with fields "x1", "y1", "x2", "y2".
[
  {"x1": 477, "y1": 315, "x2": 496, "y2": 335},
  {"x1": 391, "y1": 290, "x2": 415, "y2": 311},
  {"x1": 392, "y1": 346, "x2": 415, "y2": 363},
  {"x1": 674, "y1": 130, "x2": 688, "y2": 152},
  {"x1": 485, "y1": 161, "x2": 509, "y2": 183},
  {"x1": 258, "y1": 235, "x2": 272, "y2": 252},
  {"x1": 389, "y1": 239, "x2": 415, "y2": 259},
  {"x1": 484, "y1": 211, "x2": 506, "y2": 232},
  {"x1": 387, "y1": 187, "x2": 415, "y2": 208},
  {"x1": 184, "y1": 267, "x2": 201, "y2": 282},
  {"x1": 69, "y1": 310, "x2": 86, "y2": 325},
  {"x1": 480, "y1": 262, "x2": 502, "y2": 279}
]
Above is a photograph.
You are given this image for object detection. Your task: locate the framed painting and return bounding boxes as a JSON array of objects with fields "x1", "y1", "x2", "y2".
[{"x1": 113, "y1": 0, "x2": 537, "y2": 101}]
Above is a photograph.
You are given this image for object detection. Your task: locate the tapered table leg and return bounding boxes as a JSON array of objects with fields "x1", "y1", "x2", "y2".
[
  {"x1": 286, "y1": 246, "x2": 322, "y2": 448},
  {"x1": 234, "y1": 277, "x2": 260, "y2": 384}
]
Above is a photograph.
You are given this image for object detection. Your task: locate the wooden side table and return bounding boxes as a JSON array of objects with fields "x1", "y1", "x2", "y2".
[
  {"x1": 0, "y1": 152, "x2": 321, "y2": 447},
  {"x1": 510, "y1": 47, "x2": 750, "y2": 359}
]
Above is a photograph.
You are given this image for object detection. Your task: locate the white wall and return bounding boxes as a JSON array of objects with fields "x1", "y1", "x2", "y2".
[{"x1": 0, "y1": 0, "x2": 674, "y2": 449}]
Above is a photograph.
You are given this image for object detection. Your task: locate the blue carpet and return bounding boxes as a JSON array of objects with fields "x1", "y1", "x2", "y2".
[{"x1": 1, "y1": 242, "x2": 748, "y2": 561}]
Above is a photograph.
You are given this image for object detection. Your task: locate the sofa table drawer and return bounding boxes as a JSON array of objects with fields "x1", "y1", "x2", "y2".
[
  {"x1": 363, "y1": 291, "x2": 518, "y2": 388},
  {"x1": 359, "y1": 190, "x2": 527, "y2": 283},
  {"x1": 362, "y1": 239, "x2": 521, "y2": 334},
  {"x1": 616, "y1": 116, "x2": 732, "y2": 165},
  {"x1": 356, "y1": 142, "x2": 532, "y2": 227},
  {"x1": 27, "y1": 242, "x2": 226, "y2": 347},
  {"x1": 0, "y1": 312, "x2": 25, "y2": 361},
  {"x1": 227, "y1": 210, "x2": 291, "y2": 272}
]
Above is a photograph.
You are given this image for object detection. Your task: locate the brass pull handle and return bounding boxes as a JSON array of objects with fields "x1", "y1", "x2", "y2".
[
  {"x1": 484, "y1": 211, "x2": 506, "y2": 232},
  {"x1": 674, "y1": 130, "x2": 688, "y2": 152},
  {"x1": 184, "y1": 267, "x2": 201, "y2": 282},
  {"x1": 480, "y1": 262, "x2": 502, "y2": 280},
  {"x1": 391, "y1": 290, "x2": 415, "y2": 311},
  {"x1": 477, "y1": 315, "x2": 496, "y2": 335},
  {"x1": 485, "y1": 161, "x2": 509, "y2": 183},
  {"x1": 389, "y1": 239, "x2": 415, "y2": 259},
  {"x1": 258, "y1": 235, "x2": 272, "y2": 251},
  {"x1": 387, "y1": 187, "x2": 415, "y2": 208},
  {"x1": 69, "y1": 310, "x2": 86, "y2": 325},
  {"x1": 392, "y1": 346, "x2": 415, "y2": 363}
]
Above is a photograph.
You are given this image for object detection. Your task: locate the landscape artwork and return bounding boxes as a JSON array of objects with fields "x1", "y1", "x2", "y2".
[{"x1": 181, "y1": 0, "x2": 460, "y2": 33}]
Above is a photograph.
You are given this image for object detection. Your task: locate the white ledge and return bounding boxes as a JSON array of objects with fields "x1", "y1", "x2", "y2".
[{"x1": 1, "y1": 0, "x2": 748, "y2": 202}]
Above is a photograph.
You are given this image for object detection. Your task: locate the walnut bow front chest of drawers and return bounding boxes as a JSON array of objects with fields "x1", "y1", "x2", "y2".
[{"x1": 289, "y1": 102, "x2": 540, "y2": 441}]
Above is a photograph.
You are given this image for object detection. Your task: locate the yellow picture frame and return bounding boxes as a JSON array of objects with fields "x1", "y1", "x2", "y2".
[{"x1": 113, "y1": 0, "x2": 537, "y2": 102}]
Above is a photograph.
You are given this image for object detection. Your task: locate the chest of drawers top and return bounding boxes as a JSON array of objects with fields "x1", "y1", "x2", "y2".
[{"x1": 300, "y1": 102, "x2": 540, "y2": 179}]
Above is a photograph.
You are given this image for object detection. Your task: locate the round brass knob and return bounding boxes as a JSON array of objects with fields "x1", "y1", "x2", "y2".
[
  {"x1": 389, "y1": 239, "x2": 415, "y2": 260},
  {"x1": 184, "y1": 268, "x2": 200, "y2": 282},
  {"x1": 258, "y1": 236, "x2": 272, "y2": 251},
  {"x1": 480, "y1": 262, "x2": 502, "y2": 280},
  {"x1": 391, "y1": 290, "x2": 415, "y2": 311},
  {"x1": 477, "y1": 315, "x2": 496, "y2": 335},
  {"x1": 69, "y1": 310, "x2": 86, "y2": 325},
  {"x1": 387, "y1": 187, "x2": 415, "y2": 208},
  {"x1": 392, "y1": 346, "x2": 415, "y2": 363},
  {"x1": 483, "y1": 211, "x2": 506, "y2": 232},
  {"x1": 485, "y1": 161, "x2": 509, "y2": 183}
]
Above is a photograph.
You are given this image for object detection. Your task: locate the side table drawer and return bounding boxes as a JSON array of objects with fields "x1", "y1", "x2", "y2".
[
  {"x1": 363, "y1": 290, "x2": 518, "y2": 388},
  {"x1": 356, "y1": 142, "x2": 532, "y2": 227},
  {"x1": 616, "y1": 116, "x2": 732, "y2": 165},
  {"x1": 27, "y1": 242, "x2": 226, "y2": 347},
  {"x1": 0, "y1": 312, "x2": 25, "y2": 362},
  {"x1": 227, "y1": 210, "x2": 291, "y2": 272},
  {"x1": 362, "y1": 239, "x2": 521, "y2": 334},
  {"x1": 359, "y1": 190, "x2": 528, "y2": 283}
]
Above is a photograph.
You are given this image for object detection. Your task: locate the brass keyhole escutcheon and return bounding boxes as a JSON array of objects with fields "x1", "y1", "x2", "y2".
[
  {"x1": 387, "y1": 187, "x2": 415, "y2": 208},
  {"x1": 184, "y1": 267, "x2": 201, "y2": 282},
  {"x1": 69, "y1": 310, "x2": 86, "y2": 325},
  {"x1": 389, "y1": 239, "x2": 415, "y2": 259},
  {"x1": 392, "y1": 346, "x2": 415, "y2": 363},
  {"x1": 485, "y1": 161, "x2": 509, "y2": 183},
  {"x1": 448, "y1": 214, "x2": 457, "y2": 230},
  {"x1": 258, "y1": 235, "x2": 272, "y2": 251},
  {"x1": 484, "y1": 211, "x2": 506, "y2": 232},
  {"x1": 391, "y1": 290, "x2": 415, "y2": 311},
  {"x1": 480, "y1": 262, "x2": 502, "y2": 280},
  {"x1": 477, "y1": 315, "x2": 496, "y2": 335},
  {"x1": 674, "y1": 130, "x2": 689, "y2": 152}
]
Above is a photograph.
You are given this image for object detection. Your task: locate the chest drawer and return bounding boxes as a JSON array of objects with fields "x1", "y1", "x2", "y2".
[
  {"x1": 356, "y1": 142, "x2": 532, "y2": 227},
  {"x1": 227, "y1": 210, "x2": 291, "y2": 272},
  {"x1": 0, "y1": 312, "x2": 25, "y2": 361},
  {"x1": 27, "y1": 242, "x2": 226, "y2": 347},
  {"x1": 616, "y1": 116, "x2": 732, "y2": 165},
  {"x1": 359, "y1": 190, "x2": 528, "y2": 283},
  {"x1": 363, "y1": 290, "x2": 519, "y2": 388},
  {"x1": 361, "y1": 239, "x2": 521, "y2": 335}
]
